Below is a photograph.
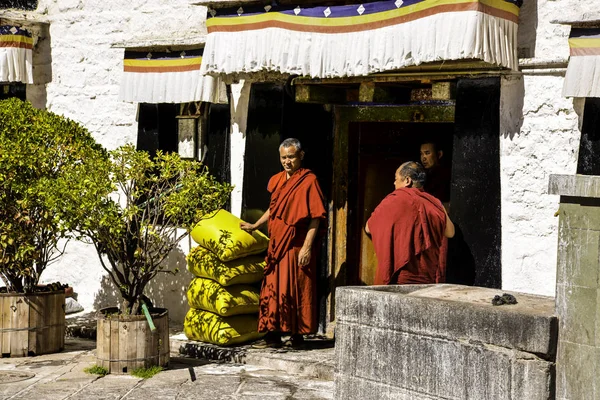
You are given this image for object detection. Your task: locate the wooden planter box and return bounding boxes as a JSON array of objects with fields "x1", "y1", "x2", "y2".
[
  {"x1": 96, "y1": 307, "x2": 169, "y2": 374},
  {"x1": 0, "y1": 290, "x2": 65, "y2": 357}
]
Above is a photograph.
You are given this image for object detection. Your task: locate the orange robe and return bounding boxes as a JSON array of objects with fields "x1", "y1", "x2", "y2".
[
  {"x1": 258, "y1": 168, "x2": 326, "y2": 334},
  {"x1": 367, "y1": 187, "x2": 446, "y2": 285}
]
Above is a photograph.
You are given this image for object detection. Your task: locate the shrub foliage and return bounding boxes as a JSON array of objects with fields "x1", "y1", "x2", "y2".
[
  {"x1": 80, "y1": 144, "x2": 232, "y2": 315},
  {"x1": 0, "y1": 98, "x2": 108, "y2": 293}
]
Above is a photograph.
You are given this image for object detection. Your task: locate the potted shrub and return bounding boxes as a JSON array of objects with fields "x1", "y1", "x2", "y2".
[
  {"x1": 0, "y1": 98, "x2": 108, "y2": 356},
  {"x1": 78, "y1": 144, "x2": 231, "y2": 374}
]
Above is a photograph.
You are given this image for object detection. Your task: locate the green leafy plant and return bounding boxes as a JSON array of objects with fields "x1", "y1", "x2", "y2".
[
  {"x1": 84, "y1": 365, "x2": 109, "y2": 376},
  {"x1": 0, "y1": 98, "x2": 108, "y2": 293},
  {"x1": 79, "y1": 144, "x2": 232, "y2": 315},
  {"x1": 131, "y1": 365, "x2": 164, "y2": 379}
]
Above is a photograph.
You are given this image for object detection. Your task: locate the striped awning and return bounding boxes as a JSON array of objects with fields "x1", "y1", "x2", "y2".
[
  {"x1": 201, "y1": 0, "x2": 521, "y2": 80},
  {"x1": 0, "y1": 25, "x2": 33, "y2": 84},
  {"x1": 563, "y1": 27, "x2": 600, "y2": 98},
  {"x1": 119, "y1": 48, "x2": 227, "y2": 104}
]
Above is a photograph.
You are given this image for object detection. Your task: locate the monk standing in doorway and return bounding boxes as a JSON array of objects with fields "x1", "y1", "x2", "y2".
[
  {"x1": 420, "y1": 141, "x2": 451, "y2": 205},
  {"x1": 366, "y1": 162, "x2": 454, "y2": 285},
  {"x1": 240, "y1": 138, "x2": 326, "y2": 348}
]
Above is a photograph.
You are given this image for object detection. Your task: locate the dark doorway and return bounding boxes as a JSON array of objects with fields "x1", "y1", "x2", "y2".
[
  {"x1": 576, "y1": 97, "x2": 600, "y2": 175},
  {"x1": 242, "y1": 83, "x2": 285, "y2": 227},
  {"x1": 0, "y1": 84, "x2": 26, "y2": 101},
  {"x1": 449, "y1": 77, "x2": 501, "y2": 288},
  {"x1": 241, "y1": 82, "x2": 333, "y2": 333},
  {"x1": 347, "y1": 122, "x2": 454, "y2": 286},
  {"x1": 136, "y1": 103, "x2": 178, "y2": 157},
  {"x1": 205, "y1": 102, "x2": 231, "y2": 186}
]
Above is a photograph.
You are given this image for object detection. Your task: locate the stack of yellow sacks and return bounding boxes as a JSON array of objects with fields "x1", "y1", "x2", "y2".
[{"x1": 184, "y1": 209, "x2": 269, "y2": 346}]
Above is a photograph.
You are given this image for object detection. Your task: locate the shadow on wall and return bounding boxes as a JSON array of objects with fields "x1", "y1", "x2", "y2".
[
  {"x1": 501, "y1": 76, "x2": 525, "y2": 140},
  {"x1": 517, "y1": 0, "x2": 538, "y2": 59},
  {"x1": 145, "y1": 245, "x2": 191, "y2": 327},
  {"x1": 26, "y1": 20, "x2": 51, "y2": 108},
  {"x1": 93, "y1": 244, "x2": 192, "y2": 327}
]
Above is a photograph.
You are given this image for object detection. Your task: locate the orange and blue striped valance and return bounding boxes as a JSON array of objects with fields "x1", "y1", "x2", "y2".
[
  {"x1": 202, "y1": 0, "x2": 522, "y2": 79},
  {"x1": 568, "y1": 28, "x2": 600, "y2": 57},
  {"x1": 123, "y1": 49, "x2": 203, "y2": 73},
  {"x1": 0, "y1": 25, "x2": 33, "y2": 84},
  {"x1": 564, "y1": 27, "x2": 600, "y2": 98},
  {"x1": 207, "y1": 0, "x2": 520, "y2": 33},
  {"x1": 119, "y1": 48, "x2": 226, "y2": 104}
]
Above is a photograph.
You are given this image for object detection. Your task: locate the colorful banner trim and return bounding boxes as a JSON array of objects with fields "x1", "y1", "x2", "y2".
[
  {"x1": 569, "y1": 28, "x2": 600, "y2": 57},
  {"x1": 123, "y1": 49, "x2": 203, "y2": 73},
  {"x1": 0, "y1": 25, "x2": 33, "y2": 50},
  {"x1": 207, "y1": 0, "x2": 521, "y2": 34}
]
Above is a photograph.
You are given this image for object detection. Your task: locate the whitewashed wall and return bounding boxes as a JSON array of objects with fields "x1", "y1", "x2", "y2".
[
  {"x1": 24, "y1": 0, "x2": 593, "y2": 319},
  {"x1": 500, "y1": 0, "x2": 587, "y2": 296},
  {"x1": 30, "y1": 0, "x2": 209, "y2": 324}
]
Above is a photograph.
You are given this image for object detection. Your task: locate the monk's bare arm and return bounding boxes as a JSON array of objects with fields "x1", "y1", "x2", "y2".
[
  {"x1": 240, "y1": 209, "x2": 270, "y2": 232},
  {"x1": 365, "y1": 221, "x2": 371, "y2": 236},
  {"x1": 444, "y1": 209, "x2": 455, "y2": 238},
  {"x1": 298, "y1": 218, "x2": 320, "y2": 267}
]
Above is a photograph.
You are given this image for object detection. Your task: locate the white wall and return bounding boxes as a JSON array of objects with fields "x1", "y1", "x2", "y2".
[
  {"x1": 26, "y1": 0, "x2": 593, "y2": 316},
  {"x1": 31, "y1": 0, "x2": 209, "y2": 324},
  {"x1": 500, "y1": 0, "x2": 587, "y2": 296}
]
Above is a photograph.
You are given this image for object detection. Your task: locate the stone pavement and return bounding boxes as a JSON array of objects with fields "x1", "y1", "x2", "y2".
[
  {"x1": 0, "y1": 337, "x2": 334, "y2": 400},
  {"x1": 0, "y1": 312, "x2": 335, "y2": 399}
]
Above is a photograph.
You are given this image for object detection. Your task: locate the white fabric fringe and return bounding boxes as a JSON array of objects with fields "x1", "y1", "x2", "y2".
[
  {"x1": 119, "y1": 69, "x2": 227, "y2": 104},
  {"x1": 563, "y1": 56, "x2": 600, "y2": 98},
  {"x1": 201, "y1": 11, "x2": 518, "y2": 79},
  {"x1": 0, "y1": 46, "x2": 33, "y2": 84}
]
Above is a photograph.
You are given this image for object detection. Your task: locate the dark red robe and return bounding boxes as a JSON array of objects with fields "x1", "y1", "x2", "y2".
[
  {"x1": 258, "y1": 168, "x2": 326, "y2": 334},
  {"x1": 367, "y1": 187, "x2": 446, "y2": 285}
]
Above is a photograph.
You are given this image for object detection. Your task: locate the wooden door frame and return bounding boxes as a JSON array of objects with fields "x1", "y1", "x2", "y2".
[{"x1": 325, "y1": 105, "x2": 455, "y2": 336}]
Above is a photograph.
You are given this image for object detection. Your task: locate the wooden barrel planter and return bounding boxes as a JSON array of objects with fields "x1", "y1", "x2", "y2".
[
  {"x1": 0, "y1": 290, "x2": 65, "y2": 357},
  {"x1": 96, "y1": 307, "x2": 169, "y2": 374}
]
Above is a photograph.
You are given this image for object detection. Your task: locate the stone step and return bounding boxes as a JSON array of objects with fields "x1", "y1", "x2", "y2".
[{"x1": 171, "y1": 333, "x2": 336, "y2": 381}]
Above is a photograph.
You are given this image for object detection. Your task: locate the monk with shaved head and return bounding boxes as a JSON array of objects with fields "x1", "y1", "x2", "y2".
[{"x1": 240, "y1": 138, "x2": 326, "y2": 349}]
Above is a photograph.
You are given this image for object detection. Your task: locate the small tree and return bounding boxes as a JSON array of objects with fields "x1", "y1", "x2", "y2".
[
  {"x1": 0, "y1": 98, "x2": 108, "y2": 293},
  {"x1": 80, "y1": 144, "x2": 231, "y2": 315}
]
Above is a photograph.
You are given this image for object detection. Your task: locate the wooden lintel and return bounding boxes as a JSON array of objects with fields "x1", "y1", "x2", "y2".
[
  {"x1": 432, "y1": 82, "x2": 456, "y2": 100},
  {"x1": 295, "y1": 85, "x2": 346, "y2": 104},
  {"x1": 359, "y1": 82, "x2": 409, "y2": 103}
]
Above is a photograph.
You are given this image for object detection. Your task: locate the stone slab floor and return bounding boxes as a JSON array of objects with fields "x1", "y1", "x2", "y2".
[{"x1": 0, "y1": 338, "x2": 333, "y2": 400}]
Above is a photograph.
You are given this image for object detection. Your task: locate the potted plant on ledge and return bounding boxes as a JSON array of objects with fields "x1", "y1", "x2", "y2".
[
  {"x1": 0, "y1": 98, "x2": 108, "y2": 357},
  {"x1": 79, "y1": 144, "x2": 231, "y2": 374}
]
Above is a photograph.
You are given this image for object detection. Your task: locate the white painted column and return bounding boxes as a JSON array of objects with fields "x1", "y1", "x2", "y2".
[{"x1": 229, "y1": 80, "x2": 251, "y2": 218}]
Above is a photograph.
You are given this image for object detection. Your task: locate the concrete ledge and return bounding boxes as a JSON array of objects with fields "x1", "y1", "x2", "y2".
[
  {"x1": 337, "y1": 285, "x2": 557, "y2": 357},
  {"x1": 548, "y1": 174, "x2": 600, "y2": 198},
  {"x1": 335, "y1": 284, "x2": 557, "y2": 400}
]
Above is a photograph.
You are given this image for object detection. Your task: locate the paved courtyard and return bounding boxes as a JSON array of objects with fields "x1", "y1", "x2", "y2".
[{"x1": 0, "y1": 338, "x2": 333, "y2": 400}]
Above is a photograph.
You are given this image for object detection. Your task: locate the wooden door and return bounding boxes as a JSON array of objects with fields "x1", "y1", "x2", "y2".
[{"x1": 356, "y1": 155, "x2": 403, "y2": 285}]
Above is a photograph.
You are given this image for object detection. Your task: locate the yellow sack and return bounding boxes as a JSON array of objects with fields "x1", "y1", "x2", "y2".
[
  {"x1": 187, "y1": 246, "x2": 265, "y2": 286},
  {"x1": 184, "y1": 308, "x2": 264, "y2": 347},
  {"x1": 191, "y1": 209, "x2": 269, "y2": 262},
  {"x1": 187, "y1": 277, "x2": 260, "y2": 317}
]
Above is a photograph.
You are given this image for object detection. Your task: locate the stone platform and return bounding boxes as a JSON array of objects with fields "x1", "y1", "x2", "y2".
[{"x1": 335, "y1": 284, "x2": 558, "y2": 400}]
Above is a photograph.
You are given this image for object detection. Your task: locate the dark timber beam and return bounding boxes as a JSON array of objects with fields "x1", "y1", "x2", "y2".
[
  {"x1": 295, "y1": 84, "x2": 347, "y2": 104},
  {"x1": 358, "y1": 82, "x2": 405, "y2": 103}
]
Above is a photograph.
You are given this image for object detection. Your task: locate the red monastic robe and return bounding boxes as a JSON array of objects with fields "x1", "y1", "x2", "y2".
[
  {"x1": 258, "y1": 168, "x2": 326, "y2": 334},
  {"x1": 367, "y1": 187, "x2": 446, "y2": 285}
]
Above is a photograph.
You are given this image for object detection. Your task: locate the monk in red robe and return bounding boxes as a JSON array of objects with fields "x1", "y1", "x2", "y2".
[
  {"x1": 241, "y1": 138, "x2": 326, "y2": 348},
  {"x1": 366, "y1": 162, "x2": 455, "y2": 285}
]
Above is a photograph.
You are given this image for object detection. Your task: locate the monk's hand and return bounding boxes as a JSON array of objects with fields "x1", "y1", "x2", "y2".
[
  {"x1": 240, "y1": 221, "x2": 255, "y2": 233},
  {"x1": 298, "y1": 246, "x2": 311, "y2": 267}
]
